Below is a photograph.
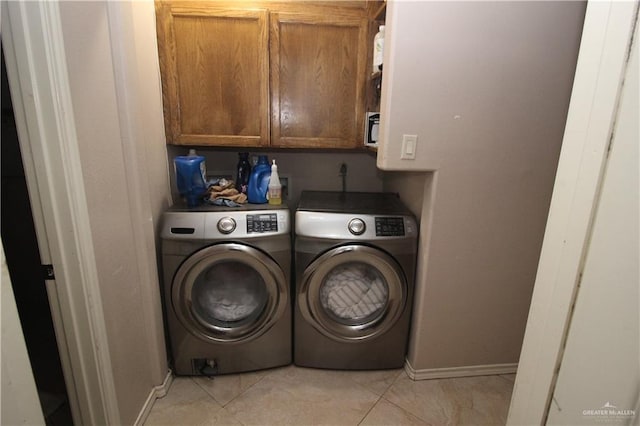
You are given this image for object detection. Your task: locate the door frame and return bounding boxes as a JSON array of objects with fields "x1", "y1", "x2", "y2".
[
  {"x1": 2, "y1": 2, "x2": 119, "y2": 424},
  {"x1": 506, "y1": 1, "x2": 638, "y2": 424}
]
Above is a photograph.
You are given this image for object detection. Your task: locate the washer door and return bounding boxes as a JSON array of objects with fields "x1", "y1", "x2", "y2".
[
  {"x1": 172, "y1": 243, "x2": 287, "y2": 343},
  {"x1": 299, "y1": 244, "x2": 407, "y2": 342}
]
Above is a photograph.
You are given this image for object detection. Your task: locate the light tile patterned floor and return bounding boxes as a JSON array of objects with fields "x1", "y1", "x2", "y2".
[{"x1": 144, "y1": 366, "x2": 514, "y2": 426}]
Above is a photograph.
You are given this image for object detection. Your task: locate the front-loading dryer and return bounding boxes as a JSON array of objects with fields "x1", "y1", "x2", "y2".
[
  {"x1": 294, "y1": 191, "x2": 418, "y2": 370},
  {"x1": 161, "y1": 204, "x2": 291, "y2": 375}
]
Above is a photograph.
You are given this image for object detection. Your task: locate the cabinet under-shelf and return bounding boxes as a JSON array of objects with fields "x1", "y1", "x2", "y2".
[{"x1": 373, "y1": 2, "x2": 386, "y2": 21}]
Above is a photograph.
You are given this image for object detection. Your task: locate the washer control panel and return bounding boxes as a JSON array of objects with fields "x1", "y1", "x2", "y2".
[
  {"x1": 247, "y1": 213, "x2": 278, "y2": 234},
  {"x1": 217, "y1": 217, "x2": 237, "y2": 234},
  {"x1": 161, "y1": 209, "x2": 290, "y2": 240},
  {"x1": 375, "y1": 217, "x2": 405, "y2": 236}
]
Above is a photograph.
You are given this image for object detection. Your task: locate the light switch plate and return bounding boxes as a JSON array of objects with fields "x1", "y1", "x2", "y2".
[{"x1": 401, "y1": 134, "x2": 417, "y2": 160}]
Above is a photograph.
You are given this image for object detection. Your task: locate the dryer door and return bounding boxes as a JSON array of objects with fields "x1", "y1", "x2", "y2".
[
  {"x1": 299, "y1": 244, "x2": 407, "y2": 342},
  {"x1": 172, "y1": 242, "x2": 287, "y2": 343}
]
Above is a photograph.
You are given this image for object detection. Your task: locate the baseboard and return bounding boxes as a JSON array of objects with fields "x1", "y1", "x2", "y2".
[
  {"x1": 134, "y1": 370, "x2": 173, "y2": 426},
  {"x1": 404, "y1": 359, "x2": 518, "y2": 381}
]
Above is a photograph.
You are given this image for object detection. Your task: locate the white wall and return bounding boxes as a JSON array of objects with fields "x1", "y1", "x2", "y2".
[
  {"x1": 1, "y1": 244, "x2": 45, "y2": 426},
  {"x1": 129, "y1": 1, "x2": 174, "y2": 221},
  {"x1": 547, "y1": 21, "x2": 639, "y2": 425},
  {"x1": 58, "y1": 1, "x2": 170, "y2": 424}
]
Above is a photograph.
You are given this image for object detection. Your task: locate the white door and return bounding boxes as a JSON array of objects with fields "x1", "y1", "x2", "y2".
[
  {"x1": 507, "y1": 2, "x2": 639, "y2": 423},
  {"x1": 546, "y1": 18, "x2": 639, "y2": 425}
]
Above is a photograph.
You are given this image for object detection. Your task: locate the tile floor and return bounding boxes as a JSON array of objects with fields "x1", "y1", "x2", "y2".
[{"x1": 144, "y1": 366, "x2": 515, "y2": 425}]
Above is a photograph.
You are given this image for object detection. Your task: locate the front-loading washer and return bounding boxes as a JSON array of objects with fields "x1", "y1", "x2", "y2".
[
  {"x1": 294, "y1": 191, "x2": 418, "y2": 370},
  {"x1": 161, "y1": 204, "x2": 291, "y2": 375}
]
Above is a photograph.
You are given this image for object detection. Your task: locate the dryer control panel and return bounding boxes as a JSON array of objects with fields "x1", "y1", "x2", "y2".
[
  {"x1": 375, "y1": 217, "x2": 405, "y2": 236},
  {"x1": 295, "y1": 211, "x2": 417, "y2": 240}
]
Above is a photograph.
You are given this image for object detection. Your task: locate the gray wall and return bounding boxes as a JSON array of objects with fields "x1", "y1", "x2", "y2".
[
  {"x1": 378, "y1": 1, "x2": 586, "y2": 370},
  {"x1": 167, "y1": 147, "x2": 384, "y2": 207}
]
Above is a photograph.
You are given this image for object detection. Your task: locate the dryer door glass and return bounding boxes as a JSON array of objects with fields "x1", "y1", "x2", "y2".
[
  {"x1": 173, "y1": 243, "x2": 287, "y2": 343},
  {"x1": 319, "y1": 262, "x2": 389, "y2": 325},
  {"x1": 299, "y1": 244, "x2": 406, "y2": 342}
]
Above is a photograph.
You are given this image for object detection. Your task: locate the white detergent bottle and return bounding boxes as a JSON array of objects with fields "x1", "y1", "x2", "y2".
[
  {"x1": 373, "y1": 25, "x2": 385, "y2": 73},
  {"x1": 268, "y1": 160, "x2": 282, "y2": 205}
]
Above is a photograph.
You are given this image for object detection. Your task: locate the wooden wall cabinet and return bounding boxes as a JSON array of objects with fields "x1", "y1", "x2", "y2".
[
  {"x1": 156, "y1": 4, "x2": 270, "y2": 146},
  {"x1": 270, "y1": 12, "x2": 367, "y2": 149},
  {"x1": 156, "y1": 1, "x2": 370, "y2": 149}
]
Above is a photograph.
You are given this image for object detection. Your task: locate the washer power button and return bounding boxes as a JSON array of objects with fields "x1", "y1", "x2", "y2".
[
  {"x1": 217, "y1": 217, "x2": 236, "y2": 234},
  {"x1": 348, "y1": 218, "x2": 366, "y2": 235}
]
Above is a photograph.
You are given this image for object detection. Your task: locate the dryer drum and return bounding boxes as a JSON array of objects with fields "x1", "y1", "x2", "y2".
[
  {"x1": 172, "y1": 243, "x2": 287, "y2": 344},
  {"x1": 299, "y1": 244, "x2": 407, "y2": 342},
  {"x1": 320, "y1": 262, "x2": 389, "y2": 323}
]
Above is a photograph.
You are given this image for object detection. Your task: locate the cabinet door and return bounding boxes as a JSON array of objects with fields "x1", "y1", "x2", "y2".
[
  {"x1": 270, "y1": 12, "x2": 368, "y2": 149},
  {"x1": 156, "y1": 3, "x2": 269, "y2": 146}
]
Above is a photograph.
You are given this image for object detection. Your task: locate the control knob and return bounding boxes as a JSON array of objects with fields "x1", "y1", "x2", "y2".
[
  {"x1": 217, "y1": 217, "x2": 236, "y2": 234},
  {"x1": 348, "y1": 218, "x2": 366, "y2": 235}
]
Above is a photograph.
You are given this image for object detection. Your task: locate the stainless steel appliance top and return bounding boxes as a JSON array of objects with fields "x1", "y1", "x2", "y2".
[
  {"x1": 169, "y1": 201, "x2": 289, "y2": 213},
  {"x1": 296, "y1": 191, "x2": 412, "y2": 216}
]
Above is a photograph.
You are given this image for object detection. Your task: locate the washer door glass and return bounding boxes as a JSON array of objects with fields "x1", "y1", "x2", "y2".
[
  {"x1": 173, "y1": 243, "x2": 287, "y2": 343},
  {"x1": 191, "y1": 261, "x2": 268, "y2": 327},
  {"x1": 299, "y1": 244, "x2": 406, "y2": 342}
]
